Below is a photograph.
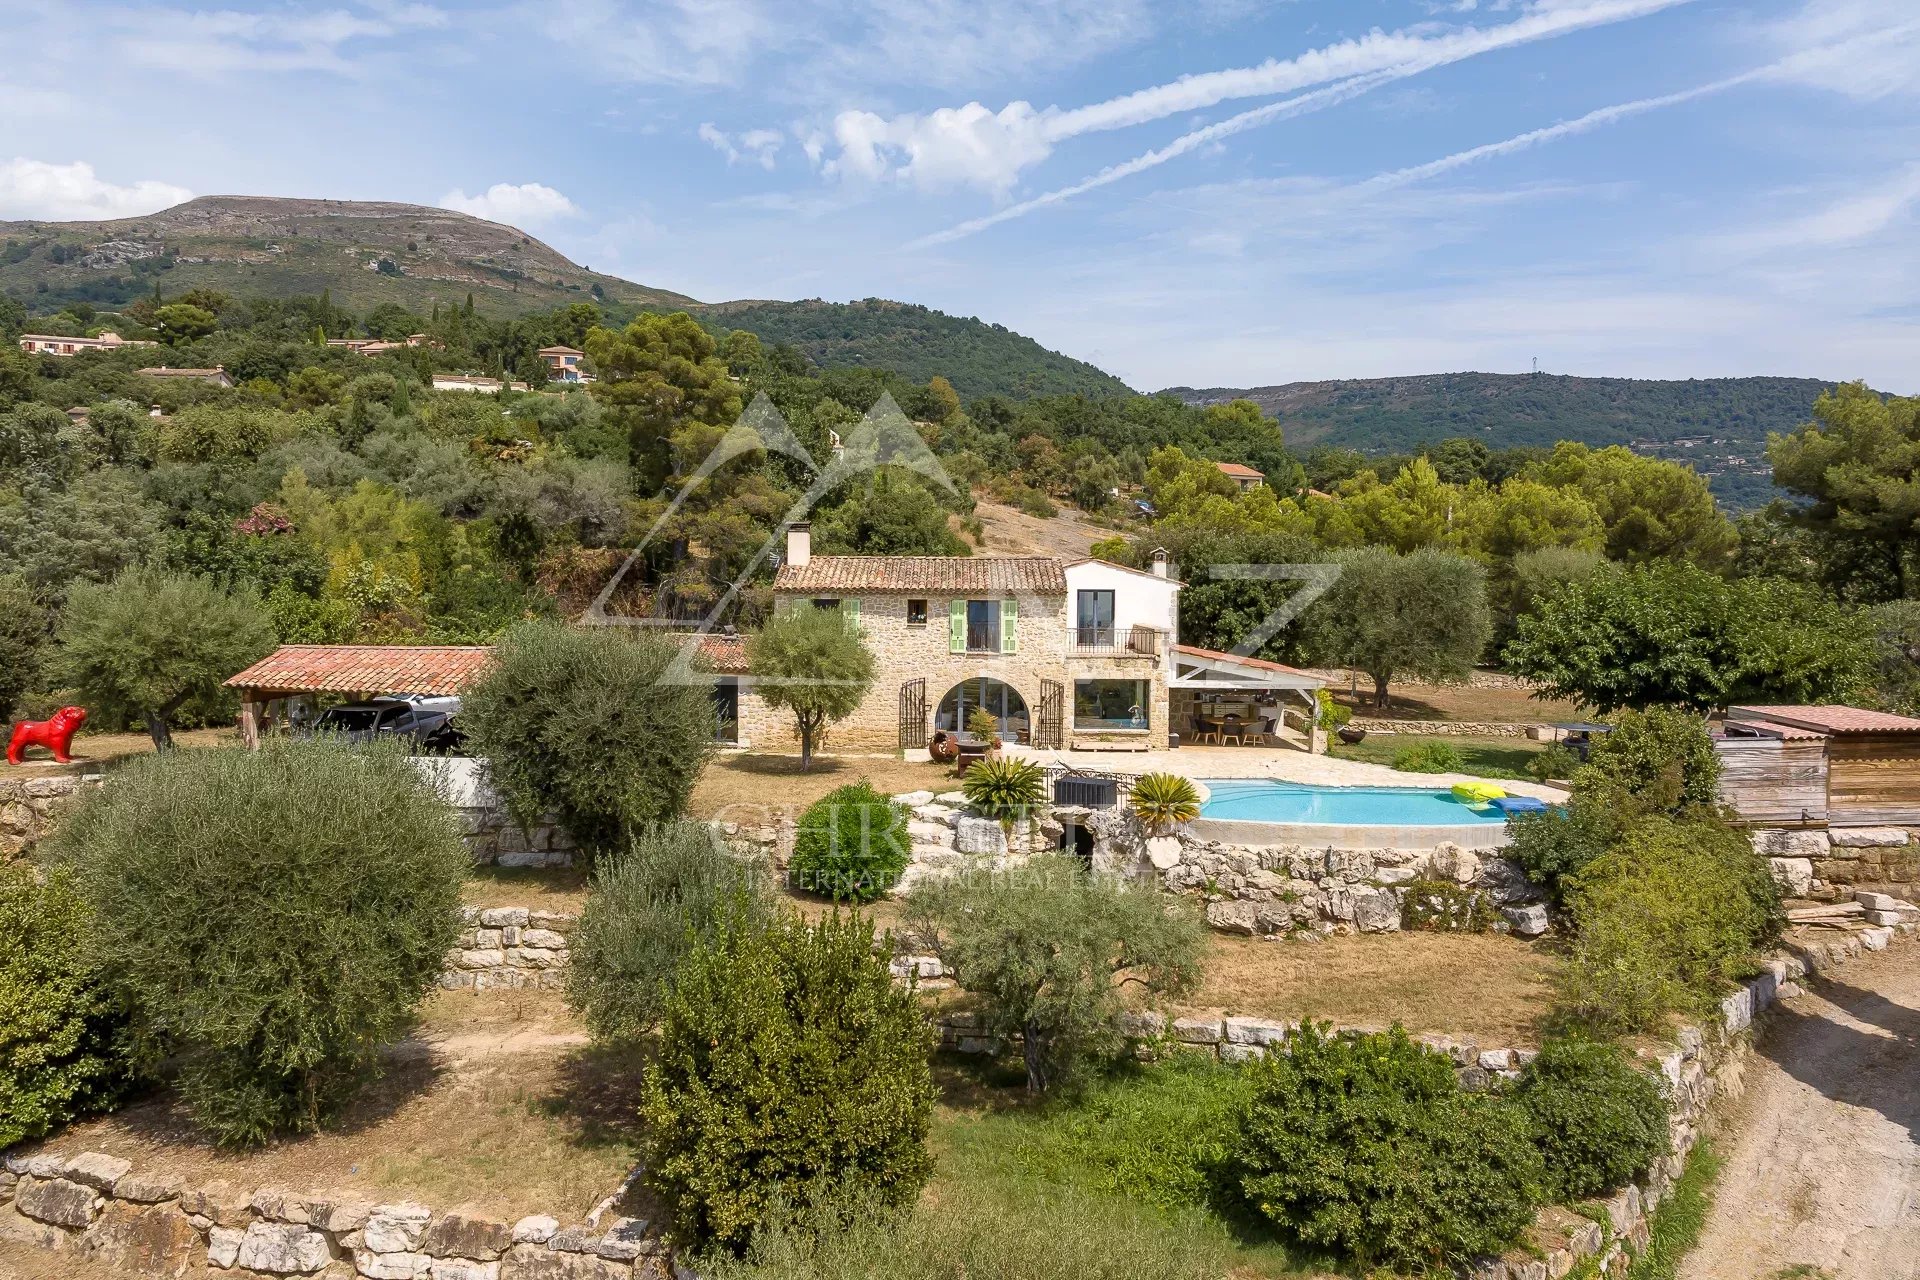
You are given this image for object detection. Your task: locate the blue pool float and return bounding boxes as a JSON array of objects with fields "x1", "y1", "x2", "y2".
[{"x1": 1490, "y1": 795, "x2": 1548, "y2": 814}]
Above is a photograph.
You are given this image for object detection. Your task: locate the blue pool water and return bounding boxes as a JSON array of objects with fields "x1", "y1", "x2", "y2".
[{"x1": 1199, "y1": 780, "x2": 1508, "y2": 826}]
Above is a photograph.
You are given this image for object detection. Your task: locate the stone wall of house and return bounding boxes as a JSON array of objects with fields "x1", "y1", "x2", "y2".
[
  {"x1": 0, "y1": 771, "x2": 101, "y2": 860},
  {"x1": 1752, "y1": 825, "x2": 1920, "y2": 899},
  {"x1": 0, "y1": 1152, "x2": 664, "y2": 1279},
  {"x1": 439, "y1": 907, "x2": 578, "y2": 991}
]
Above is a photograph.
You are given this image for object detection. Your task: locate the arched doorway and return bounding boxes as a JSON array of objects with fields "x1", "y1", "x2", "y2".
[{"x1": 935, "y1": 677, "x2": 1031, "y2": 743}]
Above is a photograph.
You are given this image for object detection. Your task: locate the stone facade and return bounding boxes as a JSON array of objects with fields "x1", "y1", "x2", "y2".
[
  {"x1": 1752, "y1": 824, "x2": 1920, "y2": 898},
  {"x1": 0, "y1": 770, "x2": 101, "y2": 860},
  {"x1": 0, "y1": 1155, "x2": 666, "y2": 1279}
]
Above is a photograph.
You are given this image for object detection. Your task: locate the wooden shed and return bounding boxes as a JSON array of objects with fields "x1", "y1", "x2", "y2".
[
  {"x1": 1725, "y1": 706, "x2": 1920, "y2": 828},
  {"x1": 1712, "y1": 719, "x2": 1829, "y2": 826}
]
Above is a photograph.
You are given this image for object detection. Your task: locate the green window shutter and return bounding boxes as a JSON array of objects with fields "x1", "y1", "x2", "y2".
[
  {"x1": 1001, "y1": 597, "x2": 1018, "y2": 654},
  {"x1": 842, "y1": 599, "x2": 860, "y2": 627},
  {"x1": 950, "y1": 600, "x2": 966, "y2": 653}
]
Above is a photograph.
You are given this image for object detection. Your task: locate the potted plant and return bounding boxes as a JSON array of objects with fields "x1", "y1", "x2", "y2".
[{"x1": 966, "y1": 706, "x2": 1004, "y2": 759}]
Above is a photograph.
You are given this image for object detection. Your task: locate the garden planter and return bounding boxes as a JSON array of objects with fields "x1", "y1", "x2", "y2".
[{"x1": 1338, "y1": 726, "x2": 1367, "y2": 745}]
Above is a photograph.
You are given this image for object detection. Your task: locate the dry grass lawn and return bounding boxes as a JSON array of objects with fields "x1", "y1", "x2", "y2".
[
  {"x1": 1188, "y1": 931, "x2": 1560, "y2": 1047},
  {"x1": 1330, "y1": 680, "x2": 1580, "y2": 724},
  {"x1": 691, "y1": 751, "x2": 957, "y2": 822},
  {"x1": 463, "y1": 864, "x2": 591, "y2": 914},
  {"x1": 13, "y1": 991, "x2": 638, "y2": 1222},
  {"x1": 0, "y1": 727, "x2": 234, "y2": 773}
]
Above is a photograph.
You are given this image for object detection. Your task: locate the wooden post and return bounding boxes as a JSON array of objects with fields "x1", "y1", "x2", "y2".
[
  {"x1": 1304, "y1": 689, "x2": 1325, "y2": 755},
  {"x1": 239, "y1": 694, "x2": 263, "y2": 749}
]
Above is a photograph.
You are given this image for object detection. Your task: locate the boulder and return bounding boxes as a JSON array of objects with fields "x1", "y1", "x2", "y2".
[
  {"x1": 208, "y1": 1225, "x2": 245, "y2": 1268},
  {"x1": 510, "y1": 1217, "x2": 558, "y2": 1245},
  {"x1": 1171, "y1": 1016, "x2": 1223, "y2": 1045},
  {"x1": 81, "y1": 1200, "x2": 200, "y2": 1277},
  {"x1": 498, "y1": 1246, "x2": 634, "y2": 1280},
  {"x1": 1855, "y1": 890, "x2": 1910, "y2": 912},
  {"x1": 1204, "y1": 900, "x2": 1260, "y2": 935},
  {"x1": 1352, "y1": 888, "x2": 1401, "y2": 933},
  {"x1": 15, "y1": 1177, "x2": 102, "y2": 1228},
  {"x1": 954, "y1": 816, "x2": 1007, "y2": 855},
  {"x1": 364, "y1": 1204, "x2": 433, "y2": 1254},
  {"x1": 1769, "y1": 858, "x2": 1814, "y2": 897},
  {"x1": 1145, "y1": 836, "x2": 1184, "y2": 870},
  {"x1": 595, "y1": 1217, "x2": 653, "y2": 1261},
  {"x1": 179, "y1": 1180, "x2": 252, "y2": 1227},
  {"x1": 112, "y1": 1171, "x2": 184, "y2": 1204},
  {"x1": 356, "y1": 1252, "x2": 432, "y2": 1279},
  {"x1": 893, "y1": 790, "x2": 936, "y2": 808},
  {"x1": 62, "y1": 1152, "x2": 131, "y2": 1193},
  {"x1": 420, "y1": 1213, "x2": 512, "y2": 1261},
  {"x1": 1324, "y1": 848, "x2": 1375, "y2": 880},
  {"x1": 429, "y1": 1259, "x2": 501, "y2": 1280},
  {"x1": 1429, "y1": 844, "x2": 1480, "y2": 885},
  {"x1": 907, "y1": 820, "x2": 953, "y2": 846},
  {"x1": 1502, "y1": 903, "x2": 1550, "y2": 937},
  {"x1": 1478, "y1": 857, "x2": 1538, "y2": 904},
  {"x1": 235, "y1": 1221, "x2": 333, "y2": 1274},
  {"x1": 1831, "y1": 827, "x2": 1911, "y2": 848},
  {"x1": 1224, "y1": 1016, "x2": 1290, "y2": 1047},
  {"x1": 1750, "y1": 829, "x2": 1830, "y2": 858},
  {"x1": 309, "y1": 1199, "x2": 373, "y2": 1233}
]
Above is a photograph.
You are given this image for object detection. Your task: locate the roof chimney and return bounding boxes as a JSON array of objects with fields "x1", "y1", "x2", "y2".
[
  {"x1": 1150, "y1": 547, "x2": 1170, "y2": 578},
  {"x1": 786, "y1": 521, "x2": 811, "y2": 569}
]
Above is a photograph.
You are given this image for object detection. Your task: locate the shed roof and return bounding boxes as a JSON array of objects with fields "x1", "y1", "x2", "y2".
[
  {"x1": 1730, "y1": 705, "x2": 1920, "y2": 736},
  {"x1": 695, "y1": 632, "x2": 750, "y2": 673},
  {"x1": 1719, "y1": 719, "x2": 1829, "y2": 743},
  {"x1": 1173, "y1": 643, "x2": 1325, "y2": 686},
  {"x1": 773, "y1": 556, "x2": 1066, "y2": 595},
  {"x1": 226, "y1": 645, "x2": 496, "y2": 696}
]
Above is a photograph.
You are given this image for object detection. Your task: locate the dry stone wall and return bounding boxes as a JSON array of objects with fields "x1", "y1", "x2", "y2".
[
  {"x1": 1752, "y1": 824, "x2": 1920, "y2": 899},
  {"x1": 0, "y1": 770, "x2": 100, "y2": 860},
  {"x1": 0, "y1": 1152, "x2": 669, "y2": 1279},
  {"x1": 439, "y1": 907, "x2": 578, "y2": 991}
]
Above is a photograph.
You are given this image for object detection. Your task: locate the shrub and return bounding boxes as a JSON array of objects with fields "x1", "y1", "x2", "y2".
[
  {"x1": 0, "y1": 864, "x2": 134, "y2": 1147},
  {"x1": 960, "y1": 756, "x2": 1046, "y2": 826},
  {"x1": 1399, "y1": 878, "x2": 1495, "y2": 932},
  {"x1": 1528, "y1": 742, "x2": 1581, "y2": 784},
  {"x1": 905, "y1": 856, "x2": 1204, "y2": 1093},
  {"x1": 1579, "y1": 707, "x2": 1720, "y2": 818},
  {"x1": 1226, "y1": 1023, "x2": 1544, "y2": 1271},
  {"x1": 1554, "y1": 816, "x2": 1782, "y2": 1035},
  {"x1": 1506, "y1": 801, "x2": 1623, "y2": 909},
  {"x1": 54, "y1": 740, "x2": 467, "y2": 1145},
  {"x1": 460, "y1": 620, "x2": 717, "y2": 861},
  {"x1": 641, "y1": 910, "x2": 935, "y2": 1254},
  {"x1": 1392, "y1": 740, "x2": 1464, "y2": 773},
  {"x1": 965, "y1": 705, "x2": 1002, "y2": 748},
  {"x1": 789, "y1": 782, "x2": 911, "y2": 903},
  {"x1": 1515, "y1": 1038, "x2": 1669, "y2": 1200},
  {"x1": 1129, "y1": 772, "x2": 1201, "y2": 833},
  {"x1": 1314, "y1": 688, "x2": 1351, "y2": 731},
  {"x1": 567, "y1": 821, "x2": 771, "y2": 1042}
]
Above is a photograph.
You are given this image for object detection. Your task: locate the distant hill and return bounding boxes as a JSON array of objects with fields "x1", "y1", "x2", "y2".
[
  {"x1": 697, "y1": 298, "x2": 1133, "y2": 400},
  {"x1": 1167, "y1": 372, "x2": 1841, "y2": 509},
  {"x1": 1, "y1": 196, "x2": 1128, "y2": 401}
]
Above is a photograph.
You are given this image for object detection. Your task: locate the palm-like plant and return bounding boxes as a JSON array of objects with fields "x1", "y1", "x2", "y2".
[
  {"x1": 961, "y1": 757, "x2": 1046, "y2": 827},
  {"x1": 1130, "y1": 772, "x2": 1201, "y2": 834}
]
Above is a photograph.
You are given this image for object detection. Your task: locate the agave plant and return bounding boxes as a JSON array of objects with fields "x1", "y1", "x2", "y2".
[
  {"x1": 961, "y1": 756, "x2": 1046, "y2": 827},
  {"x1": 1129, "y1": 772, "x2": 1201, "y2": 834}
]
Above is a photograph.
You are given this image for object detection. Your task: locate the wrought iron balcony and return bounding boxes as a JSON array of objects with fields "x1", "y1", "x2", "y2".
[{"x1": 1067, "y1": 625, "x2": 1163, "y2": 658}]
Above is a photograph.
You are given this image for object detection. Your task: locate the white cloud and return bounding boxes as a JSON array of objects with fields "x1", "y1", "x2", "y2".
[
  {"x1": 0, "y1": 158, "x2": 192, "y2": 221},
  {"x1": 698, "y1": 124, "x2": 785, "y2": 170},
  {"x1": 1762, "y1": 0, "x2": 1920, "y2": 100},
  {"x1": 439, "y1": 182, "x2": 582, "y2": 227},
  {"x1": 1715, "y1": 165, "x2": 1920, "y2": 255},
  {"x1": 832, "y1": 0, "x2": 1691, "y2": 196},
  {"x1": 102, "y1": 2, "x2": 448, "y2": 76}
]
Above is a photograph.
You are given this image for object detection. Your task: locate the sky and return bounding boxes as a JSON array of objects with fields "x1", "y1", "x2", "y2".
[{"x1": 0, "y1": 0, "x2": 1916, "y2": 393}]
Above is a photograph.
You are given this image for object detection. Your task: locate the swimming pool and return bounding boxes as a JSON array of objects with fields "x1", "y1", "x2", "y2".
[{"x1": 1198, "y1": 780, "x2": 1507, "y2": 827}]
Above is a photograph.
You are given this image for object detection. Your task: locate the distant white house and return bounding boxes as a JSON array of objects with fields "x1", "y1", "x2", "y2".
[
  {"x1": 1215, "y1": 461, "x2": 1265, "y2": 491},
  {"x1": 18, "y1": 331, "x2": 157, "y2": 356},
  {"x1": 538, "y1": 346, "x2": 592, "y2": 384}
]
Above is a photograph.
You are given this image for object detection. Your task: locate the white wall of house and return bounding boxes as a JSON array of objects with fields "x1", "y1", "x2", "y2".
[{"x1": 1063, "y1": 560, "x2": 1179, "y2": 647}]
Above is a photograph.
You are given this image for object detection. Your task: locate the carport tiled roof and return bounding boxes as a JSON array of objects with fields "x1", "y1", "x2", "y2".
[
  {"x1": 1731, "y1": 705, "x2": 1920, "y2": 735},
  {"x1": 226, "y1": 645, "x2": 496, "y2": 696},
  {"x1": 773, "y1": 556, "x2": 1067, "y2": 595}
]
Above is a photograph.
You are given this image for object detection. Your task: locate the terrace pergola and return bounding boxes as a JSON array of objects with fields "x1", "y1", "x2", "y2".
[{"x1": 1169, "y1": 644, "x2": 1329, "y2": 753}]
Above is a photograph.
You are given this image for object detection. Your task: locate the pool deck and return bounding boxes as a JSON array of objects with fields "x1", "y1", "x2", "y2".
[{"x1": 1009, "y1": 744, "x2": 1567, "y2": 851}]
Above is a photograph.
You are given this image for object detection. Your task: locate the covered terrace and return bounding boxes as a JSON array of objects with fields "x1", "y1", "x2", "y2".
[{"x1": 1170, "y1": 644, "x2": 1328, "y2": 754}]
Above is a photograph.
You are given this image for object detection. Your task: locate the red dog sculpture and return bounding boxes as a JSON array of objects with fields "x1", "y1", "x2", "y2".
[{"x1": 7, "y1": 706, "x2": 87, "y2": 765}]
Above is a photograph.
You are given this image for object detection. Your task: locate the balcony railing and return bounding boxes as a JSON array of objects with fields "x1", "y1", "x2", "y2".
[{"x1": 1068, "y1": 625, "x2": 1164, "y2": 658}]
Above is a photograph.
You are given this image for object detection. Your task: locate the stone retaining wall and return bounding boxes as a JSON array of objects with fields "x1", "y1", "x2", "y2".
[
  {"x1": 0, "y1": 1152, "x2": 664, "y2": 1279},
  {"x1": 1751, "y1": 825, "x2": 1919, "y2": 899},
  {"x1": 0, "y1": 771, "x2": 100, "y2": 860},
  {"x1": 1345, "y1": 718, "x2": 1538, "y2": 738},
  {"x1": 412, "y1": 759, "x2": 577, "y2": 869},
  {"x1": 438, "y1": 907, "x2": 579, "y2": 991}
]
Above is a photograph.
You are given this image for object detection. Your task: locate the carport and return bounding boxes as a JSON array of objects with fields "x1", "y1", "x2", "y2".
[{"x1": 224, "y1": 645, "x2": 497, "y2": 748}]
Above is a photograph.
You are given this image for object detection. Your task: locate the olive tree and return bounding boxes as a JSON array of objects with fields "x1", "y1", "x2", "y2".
[
  {"x1": 54, "y1": 740, "x2": 468, "y2": 1144},
  {"x1": 904, "y1": 856, "x2": 1204, "y2": 1093},
  {"x1": 460, "y1": 621, "x2": 717, "y2": 861},
  {"x1": 745, "y1": 603, "x2": 875, "y2": 770},
  {"x1": 1301, "y1": 546, "x2": 1492, "y2": 710}
]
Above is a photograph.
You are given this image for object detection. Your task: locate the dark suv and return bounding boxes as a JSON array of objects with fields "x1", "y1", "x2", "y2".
[{"x1": 310, "y1": 697, "x2": 464, "y2": 753}]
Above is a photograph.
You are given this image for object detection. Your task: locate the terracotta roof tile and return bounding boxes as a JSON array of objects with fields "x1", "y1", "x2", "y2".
[
  {"x1": 773, "y1": 556, "x2": 1066, "y2": 595},
  {"x1": 1215, "y1": 462, "x2": 1264, "y2": 479},
  {"x1": 226, "y1": 645, "x2": 495, "y2": 696},
  {"x1": 695, "y1": 633, "x2": 750, "y2": 673},
  {"x1": 1730, "y1": 705, "x2": 1920, "y2": 735}
]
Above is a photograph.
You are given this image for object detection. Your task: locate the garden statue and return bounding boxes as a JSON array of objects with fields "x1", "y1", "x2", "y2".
[{"x1": 7, "y1": 706, "x2": 87, "y2": 765}]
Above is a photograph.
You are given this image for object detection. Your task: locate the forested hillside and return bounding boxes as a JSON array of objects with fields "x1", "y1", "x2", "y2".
[
  {"x1": 1169, "y1": 373, "x2": 1842, "y2": 508},
  {"x1": 696, "y1": 299, "x2": 1131, "y2": 400}
]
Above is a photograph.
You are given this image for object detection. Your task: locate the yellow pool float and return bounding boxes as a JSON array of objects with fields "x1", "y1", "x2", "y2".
[{"x1": 1450, "y1": 781, "x2": 1507, "y2": 806}]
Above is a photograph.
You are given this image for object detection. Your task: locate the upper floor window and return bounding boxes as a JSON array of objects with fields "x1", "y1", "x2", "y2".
[
  {"x1": 1075, "y1": 589, "x2": 1116, "y2": 645},
  {"x1": 949, "y1": 598, "x2": 1017, "y2": 654},
  {"x1": 906, "y1": 599, "x2": 928, "y2": 627}
]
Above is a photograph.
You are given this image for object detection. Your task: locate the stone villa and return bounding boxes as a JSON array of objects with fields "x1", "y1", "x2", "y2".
[{"x1": 717, "y1": 523, "x2": 1328, "y2": 756}]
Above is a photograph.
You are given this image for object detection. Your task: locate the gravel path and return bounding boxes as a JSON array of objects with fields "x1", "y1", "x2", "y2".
[{"x1": 1682, "y1": 943, "x2": 1920, "y2": 1280}]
